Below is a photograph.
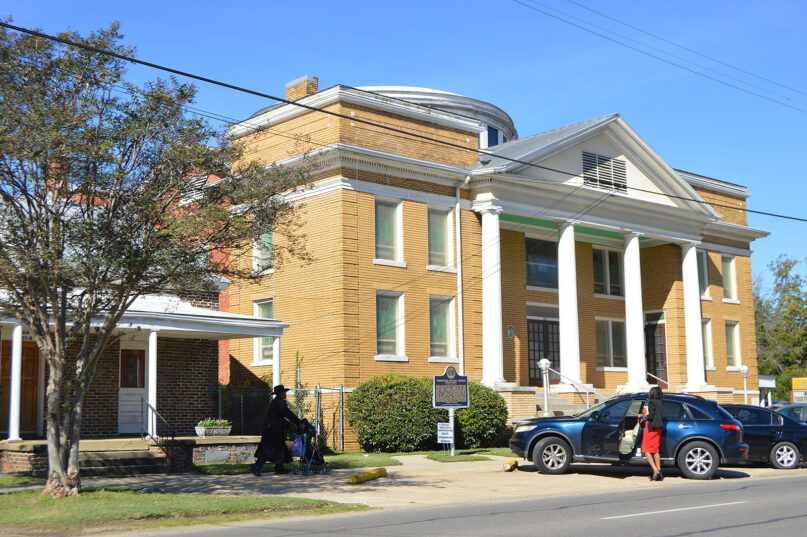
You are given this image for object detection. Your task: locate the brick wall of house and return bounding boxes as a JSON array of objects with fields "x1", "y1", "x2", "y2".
[{"x1": 692, "y1": 186, "x2": 748, "y2": 226}]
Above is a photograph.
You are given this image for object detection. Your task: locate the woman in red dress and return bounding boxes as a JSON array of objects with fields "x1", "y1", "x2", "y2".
[{"x1": 640, "y1": 386, "x2": 664, "y2": 481}]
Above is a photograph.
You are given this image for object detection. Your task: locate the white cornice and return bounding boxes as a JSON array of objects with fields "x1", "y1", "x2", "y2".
[
  {"x1": 227, "y1": 86, "x2": 485, "y2": 140},
  {"x1": 676, "y1": 169, "x2": 750, "y2": 199},
  {"x1": 703, "y1": 221, "x2": 770, "y2": 242}
]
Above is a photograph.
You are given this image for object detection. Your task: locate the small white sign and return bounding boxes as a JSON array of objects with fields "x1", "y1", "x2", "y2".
[{"x1": 437, "y1": 422, "x2": 453, "y2": 444}]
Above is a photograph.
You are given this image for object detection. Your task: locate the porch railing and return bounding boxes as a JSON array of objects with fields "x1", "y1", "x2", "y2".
[
  {"x1": 140, "y1": 398, "x2": 178, "y2": 473},
  {"x1": 646, "y1": 372, "x2": 687, "y2": 393},
  {"x1": 546, "y1": 367, "x2": 610, "y2": 408}
]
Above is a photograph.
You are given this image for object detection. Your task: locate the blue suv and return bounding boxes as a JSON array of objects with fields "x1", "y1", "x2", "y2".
[{"x1": 509, "y1": 393, "x2": 748, "y2": 479}]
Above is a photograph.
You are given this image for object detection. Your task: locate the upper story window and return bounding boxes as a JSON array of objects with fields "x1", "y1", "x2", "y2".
[
  {"x1": 252, "y1": 231, "x2": 273, "y2": 274},
  {"x1": 697, "y1": 250, "x2": 709, "y2": 297},
  {"x1": 725, "y1": 321, "x2": 740, "y2": 368},
  {"x1": 593, "y1": 247, "x2": 623, "y2": 296},
  {"x1": 428, "y1": 208, "x2": 451, "y2": 267},
  {"x1": 526, "y1": 238, "x2": 558, "y2": 289},
  {"x1": 375, "y1": 199, "x2": 402, "y2": 264},
  {"x1": 702, "y1": 319, "x2": 713, "y2": 368},
  {"x1": 253, "y1": 299, "x2": 276, "y2": 364},
  {"x1": 582, "y1": 151, "x2": 627, "y2": 194},
  {"x1": 376, "y1": 291, "x2": 404, "y2": 358},
  {"x1": 722, "y1": 255, "x2": 737, "y2": 301},
  {"x1": 487, "y1": 126, "x2": 499, "y2": 148}
]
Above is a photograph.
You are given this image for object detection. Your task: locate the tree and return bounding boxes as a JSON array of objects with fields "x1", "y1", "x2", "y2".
[
  {"x1": 755, "y1": 255, "x2": 807, "y2": 399},
  {"x1": 0, "y1": 22, "x2": 312, "y2": 496}
]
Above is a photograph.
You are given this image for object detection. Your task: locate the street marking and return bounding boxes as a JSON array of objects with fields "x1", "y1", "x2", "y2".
[{"x1": 600, "y1": 501, "x2": 746, "y2": 520}]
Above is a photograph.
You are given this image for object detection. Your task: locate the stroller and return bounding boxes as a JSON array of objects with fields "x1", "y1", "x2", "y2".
[{"x1": 291, "y1": 418, "x2": 331, "y2": 475}]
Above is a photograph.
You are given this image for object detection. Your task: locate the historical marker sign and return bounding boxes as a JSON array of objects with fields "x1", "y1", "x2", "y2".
[
  {"x1": 437, "y1": 422, "x2": 453, "y2": 444},
  {"x1": 433, "y1": 366, "x2": 469, "y2": 409}
]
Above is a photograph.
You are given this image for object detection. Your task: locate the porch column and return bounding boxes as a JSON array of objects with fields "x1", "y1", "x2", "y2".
[
  {"x1": 681, "y1": 243, "x2": 707, "y2": 389},
  {"x1": 7, "y1": 323, "x2": 23, "y2": 442},
  {"x1": 557, "y1": 222, "x2": 582, "y2": 384},
  {"x1": 478, "y1": 204, "x2": 505, "y2": 387},
  {"x1": 273, "y1": 337, "x2": 281, "y2": 388},
  {"x1": 147, "y1": 330, "x2": 158, "y2": 437},
  {"x1": 623, "y1": 232, "x2": 648, "y2": 389}
]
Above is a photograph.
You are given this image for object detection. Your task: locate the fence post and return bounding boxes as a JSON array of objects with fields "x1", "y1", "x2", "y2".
[
  {"x1": 339, "y1": 384, "x2": 344, "y2": 452},
  {"x1": 315, "y1": 384, "x2": 321, "y2": 444}
]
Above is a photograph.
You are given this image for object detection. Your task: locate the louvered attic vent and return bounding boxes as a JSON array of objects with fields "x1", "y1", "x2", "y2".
[{"x1": 582, "y1": 151, "x2": 627, "y2": 193}]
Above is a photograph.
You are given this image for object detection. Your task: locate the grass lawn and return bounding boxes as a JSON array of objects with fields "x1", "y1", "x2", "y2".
[
  {"x1": 423, "y1": 447, "x2": 514, "y2": 463},
  {"x1": 195, "y1": 451, "x2": 402, "y2": 475},
  {"x1": 0, "y1": 487, "x2": 367, "y2": 535},
  {"x1": 0, "y1": 474, "x2": 46, "y2": 486}
]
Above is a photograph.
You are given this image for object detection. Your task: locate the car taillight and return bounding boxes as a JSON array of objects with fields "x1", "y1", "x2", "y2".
[{"x1": 720, "y1": 423, "x2": 741, "y2": 431}]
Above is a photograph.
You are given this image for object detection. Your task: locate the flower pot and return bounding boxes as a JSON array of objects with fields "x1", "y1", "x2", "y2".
[{"x1": 195, "y1": 426, "x2": 232, "y2": 438}]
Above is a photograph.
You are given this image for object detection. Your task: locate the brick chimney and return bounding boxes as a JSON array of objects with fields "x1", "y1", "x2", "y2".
[{"x1": 285, "y1": 75, "x2": 319, "y2": 101}]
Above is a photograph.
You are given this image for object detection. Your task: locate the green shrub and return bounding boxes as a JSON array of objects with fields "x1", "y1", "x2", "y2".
[
  {"x1": 346, "y1": 373, "x2": 509, "y2": 452},
  {"x1": 455, "y1": 383, "x2": 509, "y2": 448},
  {"x1": 346, "y1": 374, "x2": 442, "y2": 452}
]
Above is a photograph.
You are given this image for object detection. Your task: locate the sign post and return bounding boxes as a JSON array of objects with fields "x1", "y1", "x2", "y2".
[{"x1": 433, "y1": 366, "x2": 469, "y2": 456}]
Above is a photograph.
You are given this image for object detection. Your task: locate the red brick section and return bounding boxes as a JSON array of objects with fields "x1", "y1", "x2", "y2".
[
  {"x1": 0, "y1": 447, "x2": 47, "y2": 476},
  {"x1": 218, "y1": 288, "x2": 231, "y2": 386}
]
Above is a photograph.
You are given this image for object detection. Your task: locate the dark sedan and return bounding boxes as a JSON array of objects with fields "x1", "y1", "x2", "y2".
[
  {"x1": 722, "y1": 404, "x2": 807, "y2": 469},
  {"x1": 773, "y1": 403, "x2": 807, "y2": 424}
]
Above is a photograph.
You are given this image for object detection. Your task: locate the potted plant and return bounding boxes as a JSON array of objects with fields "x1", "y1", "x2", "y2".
[{"x1": 195, "y1": 418, "x2": 232, "y2": 437}]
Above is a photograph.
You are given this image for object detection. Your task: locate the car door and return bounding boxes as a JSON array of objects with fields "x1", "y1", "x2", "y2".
[
  {"x1": 661, "y1": 400, "x2": 694, "y2": 460},
  {"x1": 582, "y1": 399, "x2": 633, "y2": 459},
  {"x1": 728, "y1": 407, "x2": 777, "y2": 460}
]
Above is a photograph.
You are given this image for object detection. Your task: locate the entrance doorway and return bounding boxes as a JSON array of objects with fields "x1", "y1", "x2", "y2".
[
  {"x1": 528, "y1": 319, "x2": 560, "y2": 386},
  {"x1": 645, "y1": 322, "x2": 667, "y2": 385},
  {"x1": 118, "y1": 348, "x2": 146, "y2": 434},
  {"x1": 1, "y1": 341, "x2": 41, "y2": 434}
]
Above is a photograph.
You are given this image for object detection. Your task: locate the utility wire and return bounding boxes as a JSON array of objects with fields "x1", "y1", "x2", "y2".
[
  {"x1": 566, "y1": 0, "x2": 807, "y2": 99},
  {"x1": 512, "y1": 0, "x2": 807, "y2": 115},
  {"x1": 3, "y1": 21, "x2": 806, "y2": 224}
]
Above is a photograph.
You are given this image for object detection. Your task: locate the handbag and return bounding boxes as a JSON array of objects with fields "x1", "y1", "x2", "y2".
[
  {"x1": 291, "y1": 437, "x2": 303, "y2": 457},
  {"x1": 618, "y1": 421, "x2": 641, "y2": 455}
]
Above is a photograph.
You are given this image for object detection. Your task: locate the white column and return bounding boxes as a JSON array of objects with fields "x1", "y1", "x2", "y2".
[
  {"x1": 273, "y1": 337, "x2": 281, "y2": 388},
  {"x1": 623, "y1": 232, "x2": 648, "y2": 389},
  {"x1": 147, "y1": 330, "x2": 158, "y2": 437},
  {"x1": 7, "y1": 324, "x2": 23, "y2": 441},
  {"x1": 479, "y1": 204, "x2": 505, "y2": 387},
  {"x1": 557, "y1": 222, "x2": 581, "y2": 384},
  {"x1": 681, "y1": 243, "x2": 707, "y2": 389}
]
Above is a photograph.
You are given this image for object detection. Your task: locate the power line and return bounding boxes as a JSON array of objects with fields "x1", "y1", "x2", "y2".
[
  {"x1": 512, "y1": 0, "x2": 807, "y2": 115},
  {"x1": 566, "y1": 0, "x2": 807, "y2": 99},
  {"x1": 3, "y1": 21, "x2": 806, "y2": 224}
]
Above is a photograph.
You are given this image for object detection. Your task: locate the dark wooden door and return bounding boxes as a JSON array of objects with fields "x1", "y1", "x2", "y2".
[
  {"x1": 529, "y1": 320, "x2": 560, "y2": 386},
  {"x1": 645, "y1": 323, "x2": 667, "y2": 385},
  {"x1": 1, "y1": 341, "x2": 40, "y2": 433}
]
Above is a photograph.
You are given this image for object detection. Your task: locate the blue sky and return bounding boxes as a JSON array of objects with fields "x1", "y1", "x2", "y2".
[{"x1": 4, "y1": 0, "x2": 806, "y2": 286}]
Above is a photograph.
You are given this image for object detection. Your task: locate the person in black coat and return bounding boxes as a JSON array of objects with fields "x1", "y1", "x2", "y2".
[
  {"x1": 640, "y1": 386, "x2": 665, "y2": 481},
  {"x1": 249, "y1": 384, "x2": 302, "y2": 476}
]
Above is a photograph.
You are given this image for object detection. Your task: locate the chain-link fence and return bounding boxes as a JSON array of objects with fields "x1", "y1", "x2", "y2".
[{"x1": 221, "y1": 385, "x2": 352, "y2": 451}]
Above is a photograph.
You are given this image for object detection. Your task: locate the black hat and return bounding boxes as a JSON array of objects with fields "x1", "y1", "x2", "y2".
[{"x1": 273, "y1": 384, "x2": 290, "y2": 396}]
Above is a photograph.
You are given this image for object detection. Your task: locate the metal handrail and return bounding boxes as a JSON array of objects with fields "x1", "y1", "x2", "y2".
[
  {"x1": 646, "y1": 373, "x2": 687, "y2": 392},
  {"x1": 546, "y1": 367, "x2": 609, "y2": 408},
  {"x1": 140, "y1": 398, "x2": 178, "y2": 473}
]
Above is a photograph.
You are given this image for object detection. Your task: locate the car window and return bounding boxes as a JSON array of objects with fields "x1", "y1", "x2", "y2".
[
  {"x1": 732, "y1": 407, "x2": 773, "y2": 425},
  {"x1": 626, "y1": 399, "x2": 644, "y2": 417},
  {"x1": 687, "y1": 405, "x2": 712, "y2": 420},
  {"x1": 661, "y1": 401, "x2": 689, "y2": 419},
  {"x1": 778, "y1": 407, "x2": 801, "y2": 422},
  {"x1": 600, "y1": 400, "x2": 632, "y2": 420},
  {"x1": 772, "y1": 413, "x2": 784, "y2": 426},
  {"x1": 575, "y1": 400, "x2": 609, "y2": 418}
]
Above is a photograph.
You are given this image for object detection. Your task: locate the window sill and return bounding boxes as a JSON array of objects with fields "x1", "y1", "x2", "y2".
[
  {"x1": 593, "y1": 293, "x2": 625, "y2": 301},
  {"x1": 251, "y1": 268, "x2": 275, "y2": 277},
  {"x1": 250, "y1": 361, "x2": 274, "y2": 367},
  {"x1": 596, "y1": 366, "x2": 628, "y2": 372},
  {"x1": 722, "y1": 298, "x2": 740, "y2": 304},
  {"x1": 526, "y1": 286, "x2": 559, "y2": 293},
  {"x1": 374, "y1": 354, "x2": 409, "y2": 362},
  {"x1": 427, "y1": 265, "x2": 457, "y2": 273},
  {"x1": 428, "y1": 356, "x2": 459, "y2": 363},
  {"x1": 726, "y1": 366, "x2": 742, "y2": 372},
  {"x1": 705, "y1": 366, "x2": 716, "y2": 371},
  {"x1": 701, "y1": 296, "x2": 712, "y2": 301},
  {"x1": 374, "y1": 258, "x2": 407, "y2": 268}
]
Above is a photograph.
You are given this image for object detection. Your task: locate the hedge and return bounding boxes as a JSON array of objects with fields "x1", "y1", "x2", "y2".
[{"x1": 345, "y1": 373, "x2": 508, "y2": 452}]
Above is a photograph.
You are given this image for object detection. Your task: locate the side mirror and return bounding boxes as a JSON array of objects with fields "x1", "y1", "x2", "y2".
[{"x1": 588, "y1": 411, "x2": 600, "y2": 421}]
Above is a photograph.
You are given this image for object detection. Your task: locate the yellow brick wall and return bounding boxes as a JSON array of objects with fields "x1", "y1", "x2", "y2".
[{"x1": 692, "y1": 186, "x2": 748, "y2": 227}]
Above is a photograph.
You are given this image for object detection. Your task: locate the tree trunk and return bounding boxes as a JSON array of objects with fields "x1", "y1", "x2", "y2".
[{"x1": 41, "y1": 351, "x2": 82, "y2": 497}]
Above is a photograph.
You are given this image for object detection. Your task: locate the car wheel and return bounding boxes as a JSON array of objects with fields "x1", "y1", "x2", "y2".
[
  {"x1": 677, "y1": 441, "x2": 718, "y2": 479},
  {"x1": 532, "y1": 436, "x2": 572, "y2": 475},
  {"x1": 770, "y1": 441, "x2": 800, "y2": 469}
]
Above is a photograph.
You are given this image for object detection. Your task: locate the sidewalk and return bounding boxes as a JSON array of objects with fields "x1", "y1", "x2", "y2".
[{"x1": 3, "y1": 455, "x2": 799, "y2": 509}]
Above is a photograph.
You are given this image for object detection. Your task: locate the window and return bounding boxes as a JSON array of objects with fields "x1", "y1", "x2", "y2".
[
  {"x1": 593, "y1": 248, "x2": 623, "y2": 296},
  {"x1": 687, "y1": 405, "x2": 712, "y2": 420},
  {"x1": 582, "y1": 151, "x2": 627, "y2": 193},
  {"x1": 662, "y1": 401, "x2": 689, "y2": 419},
  {"x1": 526, "y1": 238, "x2": 558, "y2": 288},
  {"x1": 725, "y1": 321, "x2": 740, "y2": 368},
  {"x1": 600, "y1": 399, "x2": 631, "y2": 419},
  {"x1": 120, "y1": 349, "x2": 145, "y2": 388},
  {"x1": 722, "y1": 255, "x2": 736, "y2": 300},
  {"x1": 429, "y1": 296, "x2": 454, "y2": 359},
  {"x1": 376, "y1": 292, "x2": 404, "y2": 358},
  {"x1": 252, "y1": 231, "x2": 273, "y2": 273},
  {"x1": 697, "y1": 250, "x2": 709, "y2": 297},
  {"x1": 596, "y1": 319, "x2": 626, "y2": 367},
  {"x1": 486, "y1": 126, "x2": 500, "y2": 148},
  {"x1": 428, "y1": 208, "x2": 450, "y2": 267},
  {"x1": 253, "y1": 300, "x2": 275, "y2": 364},
  {"x1": 375, "y1": 199, "x2": 400, "y2": 262},
  {"x1": 702, "y1": 319, "x2": 713, "y2": 368}
]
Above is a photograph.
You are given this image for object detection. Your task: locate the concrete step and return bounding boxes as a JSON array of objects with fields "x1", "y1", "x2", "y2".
[
  {"x1": 80, "y1": 463, "x2": 169, "y2": 477},
  {"x1": 79, "y1": 449, "x2": 169, "y2": 476}
]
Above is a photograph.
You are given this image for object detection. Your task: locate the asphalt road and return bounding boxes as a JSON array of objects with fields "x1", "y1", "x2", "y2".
[{"x1": 131, "y1": 472, "x2": 807, "y2": 537}]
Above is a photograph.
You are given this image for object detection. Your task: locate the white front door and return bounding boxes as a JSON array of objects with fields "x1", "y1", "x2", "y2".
[{"x1": 118, "y1": 348, "x2": 146, "y2": 434}]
